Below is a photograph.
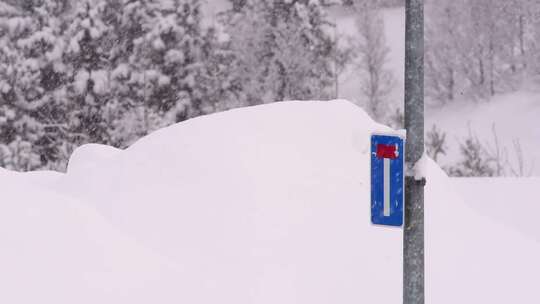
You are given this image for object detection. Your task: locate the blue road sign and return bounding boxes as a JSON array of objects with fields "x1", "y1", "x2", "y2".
[{"x1": 371, "y1": 134, "x2": 405, "y2": 227}]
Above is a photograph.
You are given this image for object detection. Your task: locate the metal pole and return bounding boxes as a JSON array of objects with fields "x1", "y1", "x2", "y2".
[{"x1": 404, "y1": 0, "x2": 424, "y2": 303}]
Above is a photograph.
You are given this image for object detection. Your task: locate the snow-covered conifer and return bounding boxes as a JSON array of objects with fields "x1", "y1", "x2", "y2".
[
  {"x1": 193, "y1": 26, "x2": 240, "y2": 113},
  {"x1": 106, "y1": 0, "x2": 164, "y2": 146},
  {"x1": 127, "y1": 0, "x2": 205, "y2": 121},
  {"x1": 222, "y1": 0, "x2": 336, "y2": 104},
  {"x1": 0, "y1": 0, "x2": 70, "y2": 170},
  {"x1": 64, "y1": 0, "x2": 115, "y2": 146}
]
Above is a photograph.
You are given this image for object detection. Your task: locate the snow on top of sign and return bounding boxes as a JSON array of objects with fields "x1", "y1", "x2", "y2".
[{"x1": 412, "y1": 151, "x2": 428, "y2": 181}]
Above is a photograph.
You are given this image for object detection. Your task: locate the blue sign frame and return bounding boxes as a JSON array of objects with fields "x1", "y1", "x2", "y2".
[{"x1": 371, "y1": 134, "x2": 405, "y2": 227}]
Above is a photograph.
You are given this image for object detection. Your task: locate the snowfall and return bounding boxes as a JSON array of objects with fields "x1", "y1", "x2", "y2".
[
  {"x1": 1, "y1": 100, "x2": 539, "y2": 303},
  {"x1": 336, "y1": 7, "x2": 540, "y2": 175}
]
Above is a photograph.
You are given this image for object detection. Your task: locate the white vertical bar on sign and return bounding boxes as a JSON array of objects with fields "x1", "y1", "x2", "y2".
[{"x1": 383, "y1": 158, "x2": 391, "y2": 217}]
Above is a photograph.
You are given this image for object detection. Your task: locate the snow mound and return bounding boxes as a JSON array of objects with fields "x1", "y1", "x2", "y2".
[
  {"x1": 452, "y1": 177, "x2": 540, "y2": 242},
  {"x1": 67, "y1": 143, "x2": 122, "y2": 173},
  {"x1": 0, "y1": 168, "x2": 183, "y2": 304},
  {"x1": 2, "y1": 100, "x2": 540, "y2": 304}
]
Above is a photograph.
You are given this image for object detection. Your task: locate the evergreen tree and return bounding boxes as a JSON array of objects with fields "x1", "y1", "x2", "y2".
[
  {"x1": 128, "y1": 0, "x2": 205, "y2": 121},
  {"x1": 108, "y1": 0, "x2": 226, "y2": 146},
  {"x1": 222, "y1": 0, "x2": 336, "y2": 104},
  {"x1": 0, "y1": 0, "x2": 70, "y2": 170},
  {"x1": 107, "y1": 0, "x2": 164, "y2": 146},
  {"x1": 194, "y1": 26, "x2": 240, "y2": 113},
  {"x1": 64, "y1": 0, "x2": 115, "y2": 146}
]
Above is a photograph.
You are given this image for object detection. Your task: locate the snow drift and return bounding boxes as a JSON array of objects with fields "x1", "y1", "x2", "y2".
[{"x1": 1, "y1": 100, "x2": 539, "y2": 304}]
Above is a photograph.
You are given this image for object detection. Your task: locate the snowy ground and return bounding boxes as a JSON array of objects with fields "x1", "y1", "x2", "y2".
[
  {"x1": 452, "y1": 177, "x2": 540, "y2": 242},
  {"x1": 1, "y1": 100, "x2": 539, "y2": 303}
]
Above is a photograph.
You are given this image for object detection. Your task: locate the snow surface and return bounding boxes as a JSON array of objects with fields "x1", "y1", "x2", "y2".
[
  {"x1": 1, "y1": 100, "x2": 539, "y2": 303},
  {"x1": 452, "y1": 177, "x2": 540, "y2": 243}
]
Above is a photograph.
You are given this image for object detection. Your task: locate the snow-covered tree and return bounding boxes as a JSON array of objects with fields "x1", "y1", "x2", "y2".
[
  {"x1": 353, "y1": 0, "x2": 395, "y2": 121},
  {"x1": 130, "y1": 0, "x2": 204, "y2": 119},
  {"x1": 529, "y1": 1, "x2": 540, "y2": 74},
  {"x1": 64, "y1": 0, "x2": 116, "y2": 146},
  {"x1": 425, "y1": 0, "x2": 540, "y2": 103},
  {"x1": 105, "y1": 0, "x2": 165, "y2": 146},
  {"x1": 448, "y1": 133, "x2": 495, "y2": 177},
  {"x1": 0, "y1": 0, "x2": 70, "y2": 170},
  {"x1": 108, "y1": 0, "x2": 230, "y2": 146},
  {"x1": 426, "y1": 125, "x2": 447, "y2": 162},
  {"x1": 194, "y1": 26, "x2": 240, "y2": 113},
  {"x1": 222, "y1": 0, "x2": 336, "y2": 104},
  {"x1": 425, "y1": 0, "x2": 465, "y2": 104}
]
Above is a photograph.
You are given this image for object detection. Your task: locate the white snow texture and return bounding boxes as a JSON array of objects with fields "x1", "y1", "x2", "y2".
[{"x1": 1, "y1": 100, "x2": 539, "y2": 303}]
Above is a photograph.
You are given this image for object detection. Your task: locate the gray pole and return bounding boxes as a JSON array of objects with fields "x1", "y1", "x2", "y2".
[{"x1": 404, "y1": 0, "x2": 424, "y2": 303}]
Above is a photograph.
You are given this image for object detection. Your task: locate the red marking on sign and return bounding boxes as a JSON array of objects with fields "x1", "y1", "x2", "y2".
[{"x1": 377, "y1": 144, "x2": 398, "y2": 159}]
